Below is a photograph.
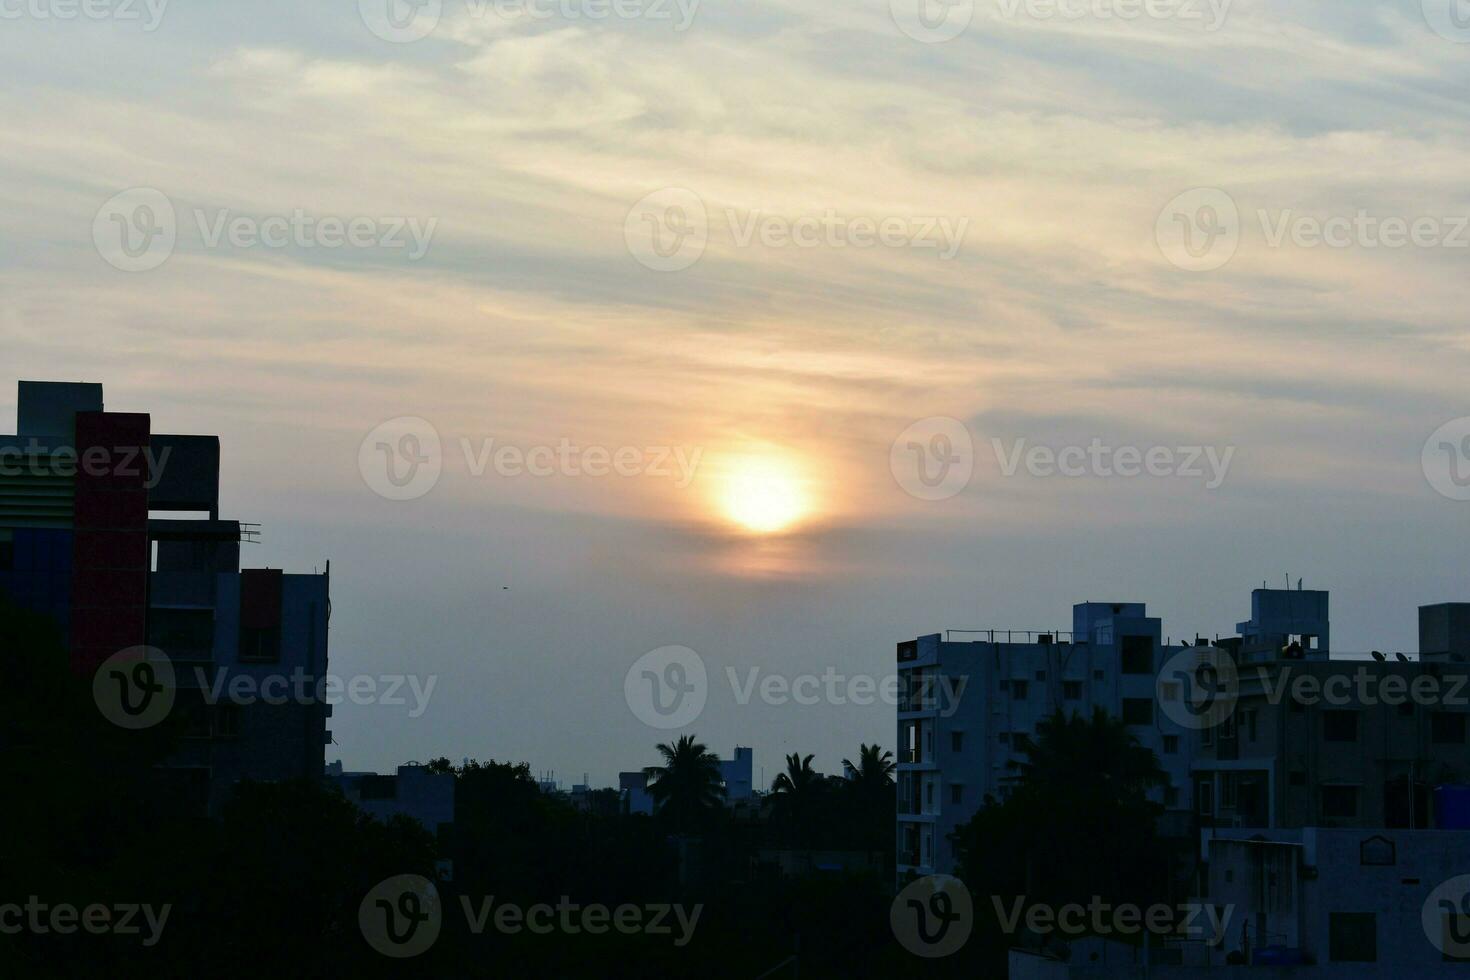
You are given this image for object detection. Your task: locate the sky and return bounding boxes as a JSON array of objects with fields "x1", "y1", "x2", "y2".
[{"x1": 2, "y1": 0, "x2": 1469, "y2": 786}]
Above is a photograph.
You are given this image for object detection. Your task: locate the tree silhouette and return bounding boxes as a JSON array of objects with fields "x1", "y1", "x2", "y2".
[
  {"x1": 952, "y1": 708, "x2": 1171, "y2": 960},
  {"x1": 644, "y1": 735, "x2": 725, "y2": 833},
  {"x1": 841, "y1": 744, "x2": 896, "y2": 855},
  {"x1": 842, "y1": 743, "x2": 895, "y2": 790},
  {"x1": 770, "y1": 752, "x2": 826, "y2": 847}
]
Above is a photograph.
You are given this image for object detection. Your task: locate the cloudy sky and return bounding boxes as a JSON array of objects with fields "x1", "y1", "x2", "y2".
[{"x1": 2, "y1": 0, "x2": 1469, "y2": 783}]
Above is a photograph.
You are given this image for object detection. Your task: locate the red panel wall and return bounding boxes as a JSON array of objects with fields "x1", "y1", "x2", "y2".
[{"x1": 69, "y1": 411, "x2": 151, "y2": 675}]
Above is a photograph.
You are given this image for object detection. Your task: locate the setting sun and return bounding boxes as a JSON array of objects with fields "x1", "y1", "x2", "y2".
[{"x1": 718, "y1": 456, "x2": 809, "y2": 534}]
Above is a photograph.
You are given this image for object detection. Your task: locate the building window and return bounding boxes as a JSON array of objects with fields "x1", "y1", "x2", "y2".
[
  {"x1": 1290, "y1": 770, "x2": 1306, "y2": 786},
  {"x1": 1163, "y1": 735, "x2": 1179, "y2": 754},
  {"x1": 213, "y1": 704, "x2": 242, "y2": 739},
  {"x1": 1324, "y1": 711, "x2": 1359, "y2": 743},
  {"x1": 1159, "y1": 681, "x2": 1181, "y2": 702},
  {"x1": 1220, "y1": 712, "x2": 1237, "y2": 739},
  {"x1": 1432, "y1": 712, "x2": 1467, "y2": 745},
  {"x1": 1121, "y1": 635, "x2": 1154, "y2": 674},
  {"x1": 1035, "y1": 670, "x2": 1046, "y2": 681},
  {"x1": 951, "y1": 731, "x2": 964, "y2": 752},
  {"x1": 950, "y1": 784, "x2": 963, "y2": 805},
  {"x1": 0, "y1": 530, "x2": 13, "y2": 570},
  {"x1": 1063, "y1": 681, "x2": 1082, "y2": 700},
  {"x1": 1165, "y1": 786, "x2": 1179, "y2": 807},
  {"x1": 1201, "y1": 724, "x2": 1214, "y2": 747},
  {"x1": 1245, "y1": 709, "x2": 1258, "y2": 741},
  {"x1": 148, "y1": 608, "x2": 216, "y2": 662},
  {"x1": 1093, "y1": 669, "x2": 1104, "y2": 681},
  {"x1": 1197, "y1": 780, "x2": 1213, "y2": 817},
  {"x1": 1122, "y1": 698, "x2": 1154, "y2": 725},
  {"x1": 1012, "y1": 680, "x2": 1028, "y2": 700},
  {"x1": 1329, "y1": 912, "x2": 1377, "y2": 963},
  {"x1": 1013, "y1": 732, "x2": 1033, "y2": 752},
  {"x1": 1322, "y1": 785, "x2": 1360, "y2": 820},
  {"x1": 240, "y1": 624, "x2": 282, "y2": 663},
  {"x1": 1219, "y1": 772, "x2": 1238, "y2": 808}
]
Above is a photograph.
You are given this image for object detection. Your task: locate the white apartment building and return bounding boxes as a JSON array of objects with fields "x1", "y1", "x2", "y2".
[{"x1": 896, "y1": 601, "x2": 1197, "y2": 878}]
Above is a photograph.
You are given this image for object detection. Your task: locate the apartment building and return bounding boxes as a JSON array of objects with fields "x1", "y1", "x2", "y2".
[
  {"x1": 1193, "y1": 603, "x2": 1470, "y2": 837},
  {"x1": 0, "y1": 380, "x2": 332, "y2": 815},
  {"x1": 896, "y1": 601, "x2": 1196, "y2": 877},
  {"x1": 1011, "y1": 828, "x2": 1470, "y2": 977}
]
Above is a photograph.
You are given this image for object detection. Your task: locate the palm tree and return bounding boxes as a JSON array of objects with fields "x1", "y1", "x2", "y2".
[
  {"x1": 841, "y1": 744, "x2": 897, "y2": 855},
  {"x1": 770, "y1": 752, "x2": 826, "y2": 846},
  {"x1": 1010, "y1": 707, "x2": 1167, "y2": 800},
  {"x1": 955, "y1": 707, "x2": 1170, "y2": 913},
  {"x1": 771, "y1": 751, "x2": 820, "y2": 797},
  {"x1": 842, "y1": 743, "x2": 895, "y2": 790},
  {"x1": 644, "y1": 735, "x2": 725, "y2": 832}
]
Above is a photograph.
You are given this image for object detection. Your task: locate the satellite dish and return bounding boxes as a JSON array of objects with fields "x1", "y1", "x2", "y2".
[
  {"x1": 1395, "y1": 652, "x2": 1409, "y2": 663},
  {"x1": 1372, "y1": 651, "x2": 1386, "y2": 662}
]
